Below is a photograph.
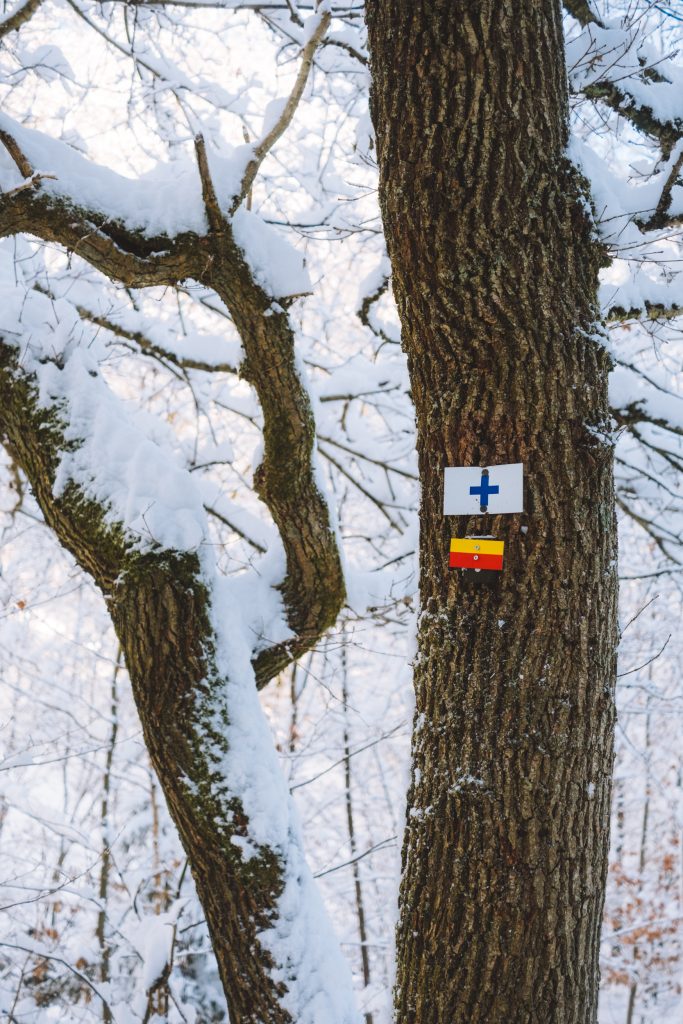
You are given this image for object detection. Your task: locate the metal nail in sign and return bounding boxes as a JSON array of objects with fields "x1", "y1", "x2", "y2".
[{"x1": 443, "y1": 463, "x2": 523, "y2": 516}]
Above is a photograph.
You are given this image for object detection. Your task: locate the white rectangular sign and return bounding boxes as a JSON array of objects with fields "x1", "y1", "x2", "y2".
[{"x1": 443, "y1": 463, "x2": 524, "y2": 516}]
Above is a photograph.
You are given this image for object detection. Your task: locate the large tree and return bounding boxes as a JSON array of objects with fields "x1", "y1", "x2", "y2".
[{"x1": 365, "y1": 1, "x2": 683, "y2": 1022}]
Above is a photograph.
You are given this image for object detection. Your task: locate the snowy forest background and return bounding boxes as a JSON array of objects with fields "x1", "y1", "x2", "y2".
[{"x1": 0, "y1": 1, "x2": 682, "y2": 1021}]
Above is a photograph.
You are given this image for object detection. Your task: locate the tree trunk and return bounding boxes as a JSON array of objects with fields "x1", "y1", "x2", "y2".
[
  {"x1": 0, "y1": 109, "x2": 352, "y2": 1022},
  {"x1": 366, "y1": 3, "x2": 618, "y2": 1022},
  {"x1": 0, "y1": 282, "x2": 355, "y2": 1024},
  {"x1": 110, "y1": 555, "x2": 294, "y2": 1024},
  {"x1": 96, "y1": 647, "x2": 121, "y2": 1024}
]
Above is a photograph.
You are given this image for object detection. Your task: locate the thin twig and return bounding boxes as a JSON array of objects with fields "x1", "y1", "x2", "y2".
[
  {"x1": 314, "y1": 836, "x2": 397, "y2": 879},
  {"x1": 0, "y1": 129, "x2": 33, "y2": 178},
  {"x1": 195, "y1": 135, "x2": 225, "y2": 235},
  {"x1": 0, "y1": 941, "x2": 115, "y2": 1016}
]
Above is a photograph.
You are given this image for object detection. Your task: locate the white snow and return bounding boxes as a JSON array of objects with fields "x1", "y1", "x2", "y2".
[
  {"x1": 232, "y1": 207, "x2": 312, "y2": 299},
  {"x1": 133, "y1": 909, "x2": 180, "y2": 992},
  {"x1": 0, "y1": 114, "x2": 311, "y2": 300},
  {"x1": 0, "y1": 245, "x2": 208, "y2": 552}
]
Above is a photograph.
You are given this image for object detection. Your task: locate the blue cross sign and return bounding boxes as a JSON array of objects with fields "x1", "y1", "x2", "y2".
[
  {"x1": 470, "y1": 472, "x2": 499, "y2": 510},
  {"x1": 443, "y1": 463, "x2": 524, "y2": 516}
]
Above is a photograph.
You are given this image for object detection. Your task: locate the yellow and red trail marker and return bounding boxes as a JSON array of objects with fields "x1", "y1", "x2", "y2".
[{"x1": 449, "y1": 537, "x2": 504, "y2": 571}]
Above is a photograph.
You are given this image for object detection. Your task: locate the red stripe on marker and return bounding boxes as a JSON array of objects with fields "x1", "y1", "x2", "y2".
[{"x1": 449, "y1": 551, "x2": 503, "y2": 571}]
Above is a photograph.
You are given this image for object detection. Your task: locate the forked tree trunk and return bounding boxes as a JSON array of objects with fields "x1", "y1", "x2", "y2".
[
  {"x1": 366, "y1": 3, "x2": 618, "y2": 1022},
  {"x1": 0, "y1": 216, "x2": 355, "y2": 1024}
]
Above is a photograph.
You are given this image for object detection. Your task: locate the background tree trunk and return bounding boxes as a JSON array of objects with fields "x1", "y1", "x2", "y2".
[{"x1": 366, "y1": 2, "x2": 618, "y2": 1022}]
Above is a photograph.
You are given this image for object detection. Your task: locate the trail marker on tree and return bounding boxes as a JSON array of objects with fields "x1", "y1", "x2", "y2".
[
  {"x1": 445, "y1": 463, "x2": 523, "y2": 573},
  {"x1": 450, "y1": 537, "x2": 504, "y2": 571},
  {"x1": 443, "y1": 462, "x2": 524, "y2": 515}
]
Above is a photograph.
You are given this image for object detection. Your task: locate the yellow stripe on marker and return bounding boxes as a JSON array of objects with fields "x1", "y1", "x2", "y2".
[{"x1": 450, "y1": 538, "x2": 504, "y2": 556}]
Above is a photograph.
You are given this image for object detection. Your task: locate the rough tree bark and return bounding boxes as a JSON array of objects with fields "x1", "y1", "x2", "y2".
[{"x1": 366, "y1": 3, "x2": 618, "y2": 1022}]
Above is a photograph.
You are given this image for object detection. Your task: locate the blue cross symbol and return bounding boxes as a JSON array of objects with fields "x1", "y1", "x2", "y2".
[{"x1": 470, "y1": 471, "x2": 499, "y2": 510}]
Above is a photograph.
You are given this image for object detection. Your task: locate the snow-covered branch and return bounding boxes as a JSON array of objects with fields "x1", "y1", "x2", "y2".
[
  {"x1": 0, "y1": 120, "x2": 201, "y2": 287},
  {"x1": 564, "y1": 0, "x2": 603, "y2": 28},
  {"x1": 0, "y1": 0, "x2": 44, "y2": 38},
  {"x1": 0, "y1": 269, "x2": 356, "y2": 1024},
  {"x1": 0, "y1": 110, "x2": 347, "y2": 686}
]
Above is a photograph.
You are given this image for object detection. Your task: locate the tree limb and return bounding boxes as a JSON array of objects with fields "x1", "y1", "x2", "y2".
[
  {"x1": 192, "y1": 133, "x2": 346, "y2": 685},
  {"x1": 0, "y1": 334, "x2": 351, "y2": 1020},
  {"x1": 0, "y1": 186, "x2": 203, "y2": 287},
  {"x1": 606, "y1": 300, "x2": 682, "y2": 322},
  {"x1": 563, "y1": 0, "x2": 603, "y2": 27},
  {"x1": 0, "y1": 348, "x2": 129, "y2": 592},
  {"x1": 356, "y1": 267, "x2": 399, "y2": 348},
  {"x1": 0, "y1": 0, "x2": 44, "y2": 38},
  {"x1": 195, "y1": 135, "x2": 226, "y2": 235},
  {"x1": 642, "y1": 145, "x2": 683, "y2": 230},
  {"x1": 582, "y1": 79, "x2": 683, "y2": 158},
  {"x1": 0, "y1": 119, "x2": 205, "y2": 285},
  {"x1": 234, "y1": 8, "x2": 330, "y2": 211},
  {"x1": 0, "y1": 129, "x2": 33, "y2": 179},
  {"x1": 0, "y1": 111, "x2": 346, "y2": 686}
]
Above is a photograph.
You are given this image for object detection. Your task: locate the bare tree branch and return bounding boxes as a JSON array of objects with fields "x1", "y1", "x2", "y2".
[
  {"x1": 205, "y1": 504, "x2": 267, "y2": 553},
  {"x1": 0, "y1": 941, "x2": 114, "y2": 1016},
  {"x1": 616, "y1": 492, "x2": 683, "y2": 565},
  {"x1": 356, "y1": 268, "x2": 399, "y2": 348},
  {"x1": 234, "y1": 8, "x2": 331, "y2": 210},
  {"x1": 35, "y1": 284, "x2": 240, "y2": 374}
]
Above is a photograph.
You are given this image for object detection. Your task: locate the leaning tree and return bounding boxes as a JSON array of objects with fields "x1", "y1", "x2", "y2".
[{"x1": 0, "y1": 3, "x2": 363, "y2": 1021}]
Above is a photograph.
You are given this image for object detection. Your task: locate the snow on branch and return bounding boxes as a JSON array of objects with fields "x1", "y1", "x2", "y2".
[
  {"x1": 582, "y1": 78, "x2": 683, "y2": 157},
  {"x1": 0, "y1": 263, "x2": 208, "y2": 558},
  {"x1": 564, "y1": 0, "x2": 603, "y2": 27},
  {"x1": 0, "y1": 0, "x2": 353, "y2": 691},
  {"x1": 0, "y1": 101, "x2": 345, "y2": 688},
  {"x1": 569, "y1": 18, "x2": 683, "y2": 158},
  {"x1": 0, "y1": 0, "x2": 44, "y2": 38},
  {"x1": 0, "y1": 119, "x2": 203, "y2": 287},
  {"x1": 0, "y1": 250, "x2": 359, "y2": 1024},
  {"x1": 570, "y1": 133, "x2": 683, "y2": 318},
  {"x1": 643, "y1": 143, "x2": 683, "y2": 230},
  {"x1": 601, "y1": 245, "x2": 683, "y2": 321}
]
